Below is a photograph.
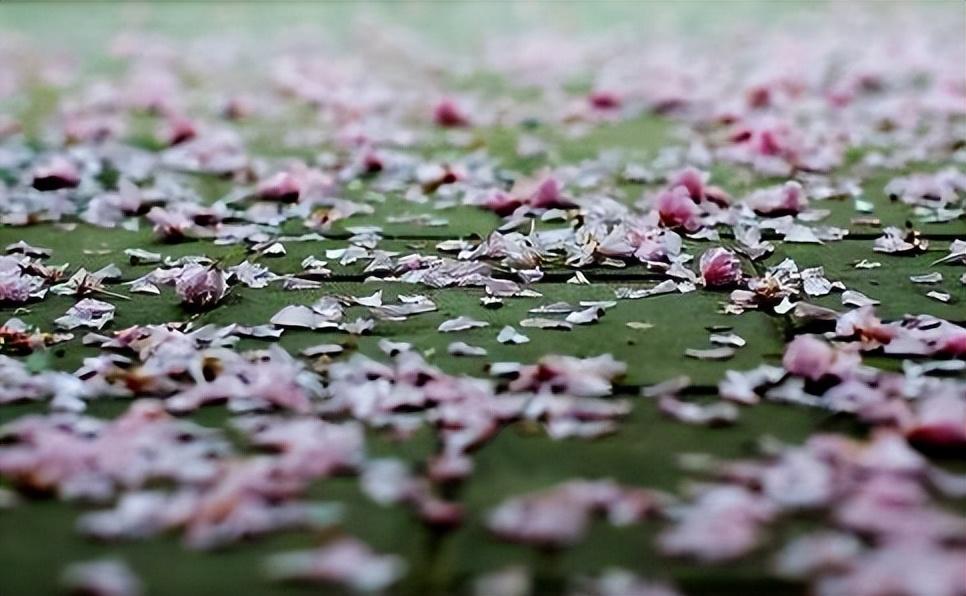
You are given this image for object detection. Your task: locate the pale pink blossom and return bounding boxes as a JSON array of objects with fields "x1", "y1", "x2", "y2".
[{"x1": 699, "y1": 247, "x2": 743, "y2": 287}]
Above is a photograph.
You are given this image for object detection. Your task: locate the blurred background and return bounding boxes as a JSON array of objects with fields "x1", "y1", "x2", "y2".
[{"x1": 3, "y1": 0, "x2": 959, "y2": 54}]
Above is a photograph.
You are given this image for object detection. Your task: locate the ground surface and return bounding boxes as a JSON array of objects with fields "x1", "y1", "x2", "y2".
[{"x1": 0, "y1": 3, "x2": 964, "y2": 596}]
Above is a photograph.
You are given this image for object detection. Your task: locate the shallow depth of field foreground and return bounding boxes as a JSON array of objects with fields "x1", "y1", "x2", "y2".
[{"x1": 0, "y1": 2, "x2": 964, "y2": 595}]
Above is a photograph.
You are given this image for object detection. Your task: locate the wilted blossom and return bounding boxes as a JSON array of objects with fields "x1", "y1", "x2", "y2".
[
  {"x1": 0, "y1": 319, "x2": 68, "y2": 354},
  {"x1": 595, "y1": 223, "x2": 684, "y2": 265},
  {"x1": 83, "y1": 179, "x2": 146, "y2": 228},
  {"x1": 0, "y1": 257, "x2": 44, "y2": 303},
  {"x1": 699, "y1": 247, "x2": 742, "y2": 287},
  {"x1": 763, "y1": 331, "x2": 815, "y2": 383},
  {"x1": 873, "y1": 226, "x2": 928, "y2": 254},
  {"x1": 55, "y1": 298, "x2": 116, "y2": 330},
  {"x1": 175, "y1": 264, "x2": 227, "y2": 309}
]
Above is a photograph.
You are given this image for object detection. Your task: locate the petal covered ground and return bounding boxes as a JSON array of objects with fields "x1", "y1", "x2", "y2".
[{"x1": 0, "y1": 3, "x2": 964, "y2": 596}]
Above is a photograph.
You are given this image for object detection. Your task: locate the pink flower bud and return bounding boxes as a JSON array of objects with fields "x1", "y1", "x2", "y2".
[
  {"x1": 699, "y1": 247, "x2": 742, "y2": 287},
  {"x1": 588, "y1": 90, "x2": 622, "y2": 110},
  {"x1": 669, "y1": 167, "x2": 708, "y2": 201},
  {"x1": 656, "y1": 186, "x2": 701, "y2": 231},
  {"x1": 433, "y1": 98, "x2": 470, "y2": 127}
]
